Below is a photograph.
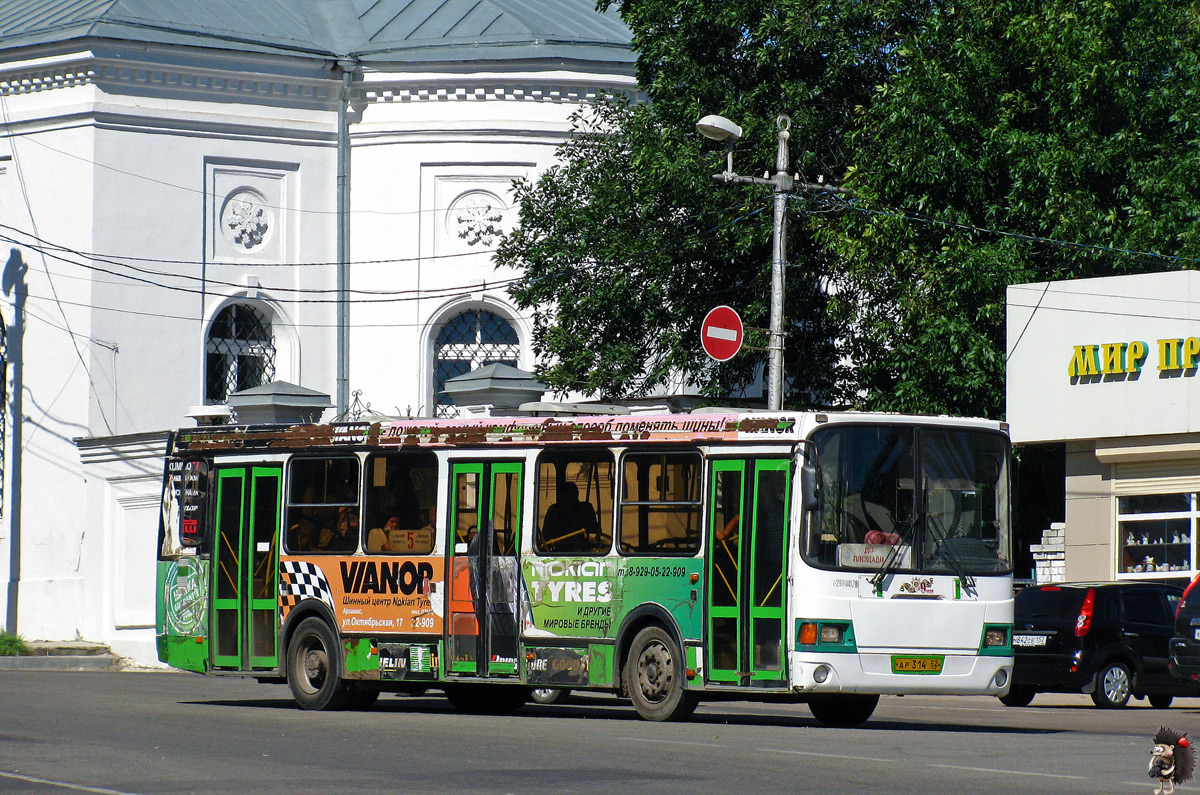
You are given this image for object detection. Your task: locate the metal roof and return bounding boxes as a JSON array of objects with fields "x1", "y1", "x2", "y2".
[{"x1": 0, "y1": 0, "x2": 633, "y2": 64}]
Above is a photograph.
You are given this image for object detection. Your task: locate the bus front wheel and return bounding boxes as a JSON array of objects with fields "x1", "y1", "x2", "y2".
[
  {"x1": 808, "y1": 694, "x2": 879, "y2": 728},
  {"x1": 286, "y1": 617, "x2": 350, "y2": 711},
  {"x1": 624, "y1": 626, "x2": 699, "y2": 722}
]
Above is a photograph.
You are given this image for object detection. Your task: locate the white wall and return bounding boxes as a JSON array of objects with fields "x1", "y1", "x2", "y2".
[
  {"x1": 0, "y1": 46, "x2": 633, "y2": 663},
  {"x1": 0, "y1": 47, "x2": 343, "y2": 649},
  {"x1": 1007, "y1": 270, "x2": 1200, "y2": 444},
  {"x1": 347, "y1": 68, "x2": 635, "y2": 416}
]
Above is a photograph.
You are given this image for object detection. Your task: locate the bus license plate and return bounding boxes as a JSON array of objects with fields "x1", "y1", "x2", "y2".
[{"x1": 892, "y1": 655, "x2": 944, "y2": 674}]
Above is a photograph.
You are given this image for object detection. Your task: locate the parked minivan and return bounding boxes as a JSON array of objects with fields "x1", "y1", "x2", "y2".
[
  {"x1": 1002, "y1": 582, "x2": 1199, "y2": 708},
  {"x1": 1169, "y1": 573, "x2": 1200, "y2": 683}
]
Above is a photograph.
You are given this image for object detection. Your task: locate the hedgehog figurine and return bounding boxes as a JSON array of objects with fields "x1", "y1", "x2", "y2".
[{"x1": 1150, "y1": 726, "x2": 1194, "y2": 795}]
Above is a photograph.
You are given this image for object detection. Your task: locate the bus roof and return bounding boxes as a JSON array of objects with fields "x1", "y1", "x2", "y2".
[{"x1": 170, "y1": 410, "x2": 1006, "y2": 454}]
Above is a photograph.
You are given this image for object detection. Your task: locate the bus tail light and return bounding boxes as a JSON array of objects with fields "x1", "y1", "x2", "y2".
[{"x1": 1075, "y1": 588, "x2": 1095, "y2": 637}]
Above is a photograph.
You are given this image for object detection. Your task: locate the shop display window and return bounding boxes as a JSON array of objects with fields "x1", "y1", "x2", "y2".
[{"x1": 1118, "y1": 493, "x2": 1195, "y2": 574}]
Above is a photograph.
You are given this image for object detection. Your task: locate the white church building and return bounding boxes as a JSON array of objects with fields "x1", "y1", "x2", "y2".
[{"x1": 0, "y1": 0, "x2": 635, "y2": 664}]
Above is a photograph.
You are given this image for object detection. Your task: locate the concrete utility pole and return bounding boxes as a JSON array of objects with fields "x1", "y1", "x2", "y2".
[
  {"x1": 697, "y1": 113, "x2": 848, "y2": 411},
  {"x1": 335, "y1": 59, "x2": 356, "y2": 416}
]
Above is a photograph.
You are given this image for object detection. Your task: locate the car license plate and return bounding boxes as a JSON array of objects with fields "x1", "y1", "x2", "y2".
[
  {"x1": 1013, "y1": 634, "x2": 1048, "y2": 647},
  {"x1": 1193, "y1": 628, "x2": 1200, "y2": 641},
  {"x1": 892, "y1": 655, "x2": 944, "y2": 674}
]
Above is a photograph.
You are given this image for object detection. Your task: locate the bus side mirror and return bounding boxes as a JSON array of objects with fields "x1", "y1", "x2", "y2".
[{"x1": 800, "y1": 462, "x2": 822, "y2": 513}]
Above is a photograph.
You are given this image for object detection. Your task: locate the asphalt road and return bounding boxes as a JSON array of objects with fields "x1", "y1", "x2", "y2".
[{"x1": 1, "y1": 670, "x2": 1198, "y2": 794}]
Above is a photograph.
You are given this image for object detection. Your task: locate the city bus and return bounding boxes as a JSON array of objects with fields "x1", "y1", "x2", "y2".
[{"x1": 155, "y1": 409, "x2": 1014, "y2": 725}]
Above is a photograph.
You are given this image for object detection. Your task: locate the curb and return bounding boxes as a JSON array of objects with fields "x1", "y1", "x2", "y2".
[
  {"x1": 0, "y1": 654, "x2": 120, "y2": 671},
  {"x1": 0, "y1": 641, "x2": 122, "y2": 671}
]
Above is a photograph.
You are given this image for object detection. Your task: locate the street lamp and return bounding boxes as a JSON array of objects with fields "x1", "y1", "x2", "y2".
[{"x1": 697, "y1": 113, "x2": 792, "y2": 411}]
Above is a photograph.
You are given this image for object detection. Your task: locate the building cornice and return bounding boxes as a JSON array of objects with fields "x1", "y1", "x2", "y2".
[
  {"x1": 0, "y1": 46, "x2": 637, "y2": 108},
  {"x1": 0, "y1": 49, "x2": 337, "y2": 107}
]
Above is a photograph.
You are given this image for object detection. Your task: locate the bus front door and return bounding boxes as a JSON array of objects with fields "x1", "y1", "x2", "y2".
[
  {"x1": 446, "y1": 461, "x2": 523, "y2": 678},
  {"x1": 707, "y1": 459, "x2": 789, "y2": 686},
  {"x1": 211, "y1": 466, "x2": 282, "y2": 672}
]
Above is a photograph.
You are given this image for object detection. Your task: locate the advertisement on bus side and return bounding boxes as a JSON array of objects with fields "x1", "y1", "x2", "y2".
[
  {"x1": 521, "y1": 557, "x2": 704, "y2": 640},
  {"x1": 280, "y1": 555, "x2": 445, "y2": 635}
]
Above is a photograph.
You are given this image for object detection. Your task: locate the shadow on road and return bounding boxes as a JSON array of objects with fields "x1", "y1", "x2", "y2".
[{"x1": 181, "y1": 691, "x2": 1061, "y2": 734}]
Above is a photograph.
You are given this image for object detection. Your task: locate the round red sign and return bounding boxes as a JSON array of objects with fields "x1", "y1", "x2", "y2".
[{"x1": 701, "y1": 305, "x2": 744, "y2": 361}]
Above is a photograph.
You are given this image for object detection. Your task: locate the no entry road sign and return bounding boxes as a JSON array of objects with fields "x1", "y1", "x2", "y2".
[{"x1": 701, "y1": 305, "x2": 744, "y2": 361}]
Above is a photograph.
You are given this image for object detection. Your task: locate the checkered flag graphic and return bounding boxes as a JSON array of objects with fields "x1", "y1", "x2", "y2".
[{"x1": 279, "y1": 560, "x2": 335, "y2": 619}]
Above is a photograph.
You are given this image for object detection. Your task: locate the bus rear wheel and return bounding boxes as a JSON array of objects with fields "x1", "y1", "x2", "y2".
[
  {"x1": 808, "y1": 694, "x2": 879, "y2": 728},
  {"x1": 624, "y1": 626, "x2": 699, "y2": 722},
  {"x1": 286, "y1": 617, "x2": 350, "y2": 711}
]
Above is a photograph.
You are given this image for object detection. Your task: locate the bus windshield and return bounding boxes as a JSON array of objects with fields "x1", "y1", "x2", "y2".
[{"x1": 804, "y1": 424, "x2": 1011, "y2": 575}]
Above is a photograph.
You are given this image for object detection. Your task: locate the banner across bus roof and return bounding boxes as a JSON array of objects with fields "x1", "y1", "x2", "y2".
[{"x1": 175, "y1": 413, "x2": 804, "y2": 451}]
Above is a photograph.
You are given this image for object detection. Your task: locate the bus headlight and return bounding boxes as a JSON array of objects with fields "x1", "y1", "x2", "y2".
[
  {"x1": 796, "y1": 620, "x2": 855, "y2": 650},
  {"x1": 819, "y1": 625, "x2": 843, "y2": 644},
  {"x1": 994, "y1": 669, "x2": 1008, "y2": 688},
  {"x1": 813, "y1": 664, "x2": 831, "y2": 684},
  {"x1": 984, "y1": 628, "x2": 1007, "y2": 647}
]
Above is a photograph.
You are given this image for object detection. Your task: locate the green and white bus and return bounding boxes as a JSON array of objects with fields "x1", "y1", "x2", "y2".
[{"x1": 156, "y1": 409, "x2": 1014, "y2": 725}]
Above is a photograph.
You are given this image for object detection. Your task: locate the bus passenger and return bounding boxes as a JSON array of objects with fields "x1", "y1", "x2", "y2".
[
  {"x1": 320, "y1": 507, "x2": 358, "y2": 552},
  {"x1": 541, "y1": 482, "x2": 599, "y2": 551},
  {"x1": 366, "y1": 516, "x2": 400, "y2": 553},
  {"x1": 289, "y1": 517, "x2": 317, "y2": 551}
]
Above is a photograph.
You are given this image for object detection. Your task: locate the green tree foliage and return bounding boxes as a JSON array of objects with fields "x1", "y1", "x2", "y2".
[
  {"x1": 497, "y1": 0, "x2": 910, "y2": 403},
  {"x1": 499, "y1": 0, "x2": 1200, "y2": 416},
  {"x1": 826, "y1": 0, "x2": 1200, "y2": 418}
]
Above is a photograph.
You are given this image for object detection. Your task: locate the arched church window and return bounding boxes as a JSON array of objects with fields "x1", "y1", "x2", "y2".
[
  {"x1": 206, "y1": 303, "x2": 276, "y2": 403},
  {"x1": 433, "y1": 309, "x2": 519, "y2": 417}
]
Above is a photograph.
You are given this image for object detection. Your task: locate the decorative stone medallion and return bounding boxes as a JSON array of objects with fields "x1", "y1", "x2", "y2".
[
  {"x1": 220, "y1": 189, "x2": 271, "y2": 251},
  {"x1": 447, "y1": 190, "x2": 508, "y2": 248}
]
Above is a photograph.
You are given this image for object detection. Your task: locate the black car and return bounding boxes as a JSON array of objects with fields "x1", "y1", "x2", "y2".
[
  {"x1": 1169, "y1": 574, "x2": 1200, "y2": 682},
  {"x1": 1001, "y1": 581, "x2": 1200, "y2": 709}
]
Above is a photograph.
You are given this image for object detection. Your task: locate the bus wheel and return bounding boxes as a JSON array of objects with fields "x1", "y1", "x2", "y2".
[
  {"x1": 624, "y1": 626, "x2": 699, "y2": 722},
  {"x1": 286, "y1": 617, "x2": 350, "y2": 711},
  {"x1": 531, "y1": 688, "x2": 571, "y2": 705},
  {"x1": 998, "y1": 687, "x2": 1035, "y2": 707},
  {"x1": 808, "y1": 694, "x2": 878, "y2": 728},
  {"x1": 444, "y1": 683, "x2": 528, "y2": 714}
]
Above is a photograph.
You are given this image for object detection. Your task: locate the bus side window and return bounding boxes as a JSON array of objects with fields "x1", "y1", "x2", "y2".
[
  {"x1": 535, "y1": 449, "x2": 614, "y2": 556},
  {"x1": 363, "y1": 452, "x2": 438, "y2": 554},
  {"x1": 619, "y1": 451, "x2": 702, "y2": 556},
  {"x1": 285, "y1": 457, "x2": 360, "y2": 554}
]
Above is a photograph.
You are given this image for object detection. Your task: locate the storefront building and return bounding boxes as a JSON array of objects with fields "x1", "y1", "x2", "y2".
[{"x1": 1007, "y1": 270, "x2": 1200, "y2": 584}]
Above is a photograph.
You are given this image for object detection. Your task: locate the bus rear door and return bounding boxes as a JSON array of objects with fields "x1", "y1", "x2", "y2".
[
  {"x1": 211, "y1": 465, "x2": 282, "y2": 672},
  {"x1": 446, "y1": 461, "x2": 523, "y2": 678},
  {"x1": 707, "y1": 459, "x2": 789, "y2": 686}
]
